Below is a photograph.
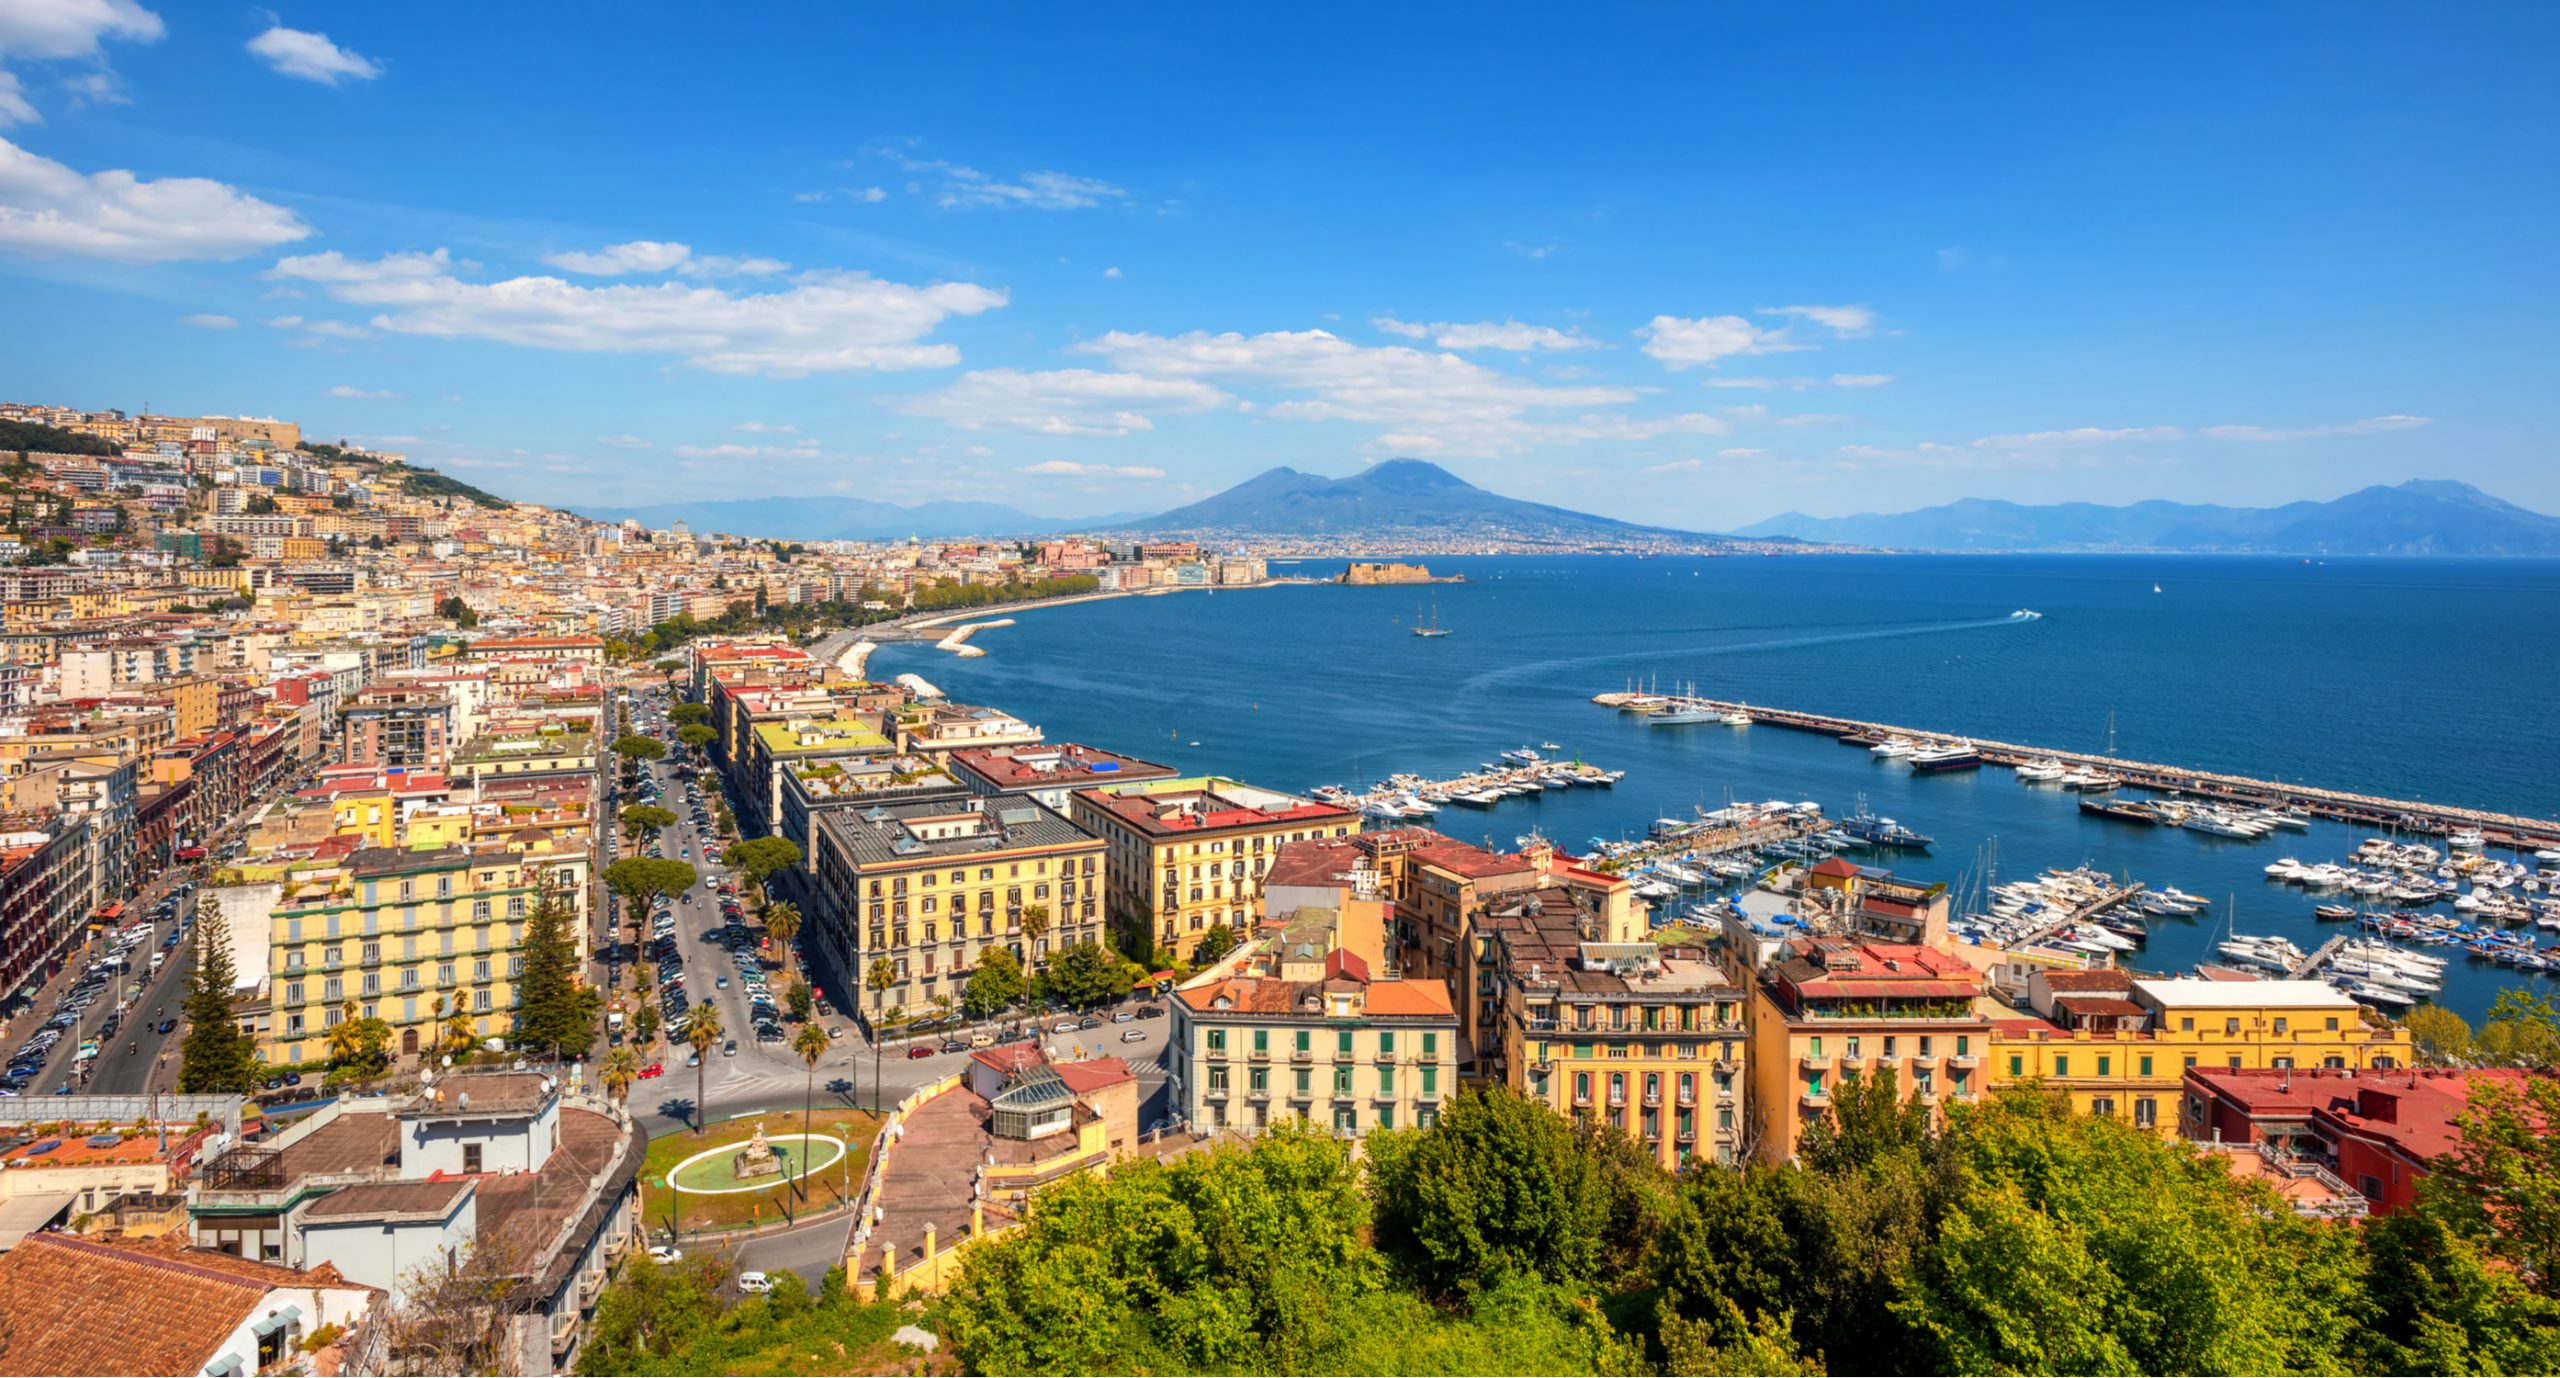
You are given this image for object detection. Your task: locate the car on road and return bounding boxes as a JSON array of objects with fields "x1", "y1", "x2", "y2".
[
  {"x1": 1111, "y1": 1010, "x2": 1135, "y2": 1024},
  {"x1": 1050, "y1": 1020, "x2": 1079, "y2": 1034},
  {"x1": 1121, "y1": 1029, "x2": 1148, "y2": 1043},
  {"x1": 1077, "y1": 1015, "x2": 1103, "y2": 1030},
  {"x1": 722, "y1": 1040, "x2": 739, "y2": 1057},
  {"x1": 648, "y1": 1246, "x2": 684, "y2": 1264},
  {"x1": 715, "y1": 976, "x2": 728, "y2": 989},
  {"x1": 639, "y1": 1062, "x2": 665, "y2": 1078},
  {"x1": 1137, "y1": 1005, "x2": 1166, "y2": 1020},
  {"x1": 736, "y1": 1270, "x2": 773, "y2": 1294},
  {"x1": 940, "y1": 1038, "x2": 967, "y2": 1054},
  {"x1": 686, "y1": 1051, "x2": 701, "y2": 1067},
  {"x1": 969, "y1": 1031, "x2": 995, "y2": 1048},
  {"x1": 905, "y1": 1044, "x2": 935, "y2": 1059},
  {"x1": 156, "y1": 1019, "x2": 176, "y2": 1035}
]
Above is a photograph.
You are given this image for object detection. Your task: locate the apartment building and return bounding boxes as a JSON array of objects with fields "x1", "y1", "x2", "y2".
[
  {"x1": 945, "y1": 742, "x2": 1180, "y2": 815},
  {"x1": 1169, "y1": 942, "x2": 1458, "y2": 1141},
  {"x1": 231, "y1": 843, "x2": 586, "y2": 1067},
  {"x1": 807, "y1": 795, "x2": 1105, "y2": 1025},
  {"x1": 1493, "y1": 889, "x2": 1750, "y2": 1168},
  {"x1": 1069, "y1": 776, "x2": 1358, "y2": 955},
  {"x1": 1746, "y1": 936, "x2": 1993, "y2": 1163}
]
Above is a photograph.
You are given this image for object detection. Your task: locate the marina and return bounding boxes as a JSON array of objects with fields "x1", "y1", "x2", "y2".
[
  {"x1": 1591, "y1": 692, "x2": 2560, "y2": 853},
  {"x1": 1311, "y1": 747, "x2": 1624, "y2": 821}
]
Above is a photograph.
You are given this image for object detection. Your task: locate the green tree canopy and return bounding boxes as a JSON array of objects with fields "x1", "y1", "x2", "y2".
[
  {"x1": 963, "y1": 946, "x2": 1026, "y2": 1018},
  {"x1": 1367, "y1": 1086, "x2": 1633, "y2": 1291},
  {"x1": 604, "y1": 857, "x2": 697, "y2": 915},
  {"x1": 675, "y1": 723, "x2": 717, "y2": 752},
  {"x1": 611, "y1": 733, "x2": 667, "y2": 763},
  {"x1": 1036, "y1": 938, "x2": 1130, "y2": 1009},
  {"x1": 721, "y1": 836, "x2": 802, "y2": 886},
  {"x1": 668, "y1": 701, "x2": 711, "y2": 725},
  {"x1": 619, "y1": 804, "x2": 676, "y2": 840},
  {"x1": 179, "y1": 904, "x2": 260, "y2": 1092},
  {"x1": 512, "y1": 885, "x2": 600, "y2": 1057}
]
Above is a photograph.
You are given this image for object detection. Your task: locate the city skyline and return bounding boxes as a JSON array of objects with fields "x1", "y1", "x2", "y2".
[{"x1": 1, "y1": 5, "x2": 2554, "y2": 525}]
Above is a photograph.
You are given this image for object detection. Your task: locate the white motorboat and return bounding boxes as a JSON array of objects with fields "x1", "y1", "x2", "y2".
[
  {"x1": 2015, "y1": 759, "x2": 2069, "y2": 782},
  {"x1": 1869, "y1": 735, "x2": 1917, "y2": 758}
]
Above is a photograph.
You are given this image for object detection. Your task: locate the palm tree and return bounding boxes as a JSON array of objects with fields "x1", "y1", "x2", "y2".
[
  {"x1": 602, "y1": 1046, "x2": 639, "y2": 1103},
  {"x1": 682, "y1": 1002, "x2": 723, "y2": 1135},
  {"x1": 324, "y1": 999, "x2": 365, "y2": 1067},
  {"x1": 864, "y1": 957, "x2": 896, "y2": 1111},
  {"x1": 872, "y1": 1006, "x2": 907, "y2": 1117},
  {"x1": 765, "y1": 900, "x2": 802, "y2": 981},
  {"x1": 441, "y1": 996, "x2": 478, "y2": 1064},
  {"x1": 792, "y1": 1023, "x2": 828, "y2": 1201},
  {"x1": 1020, "y1": 902, "x2": 1052, "y2": 965}
]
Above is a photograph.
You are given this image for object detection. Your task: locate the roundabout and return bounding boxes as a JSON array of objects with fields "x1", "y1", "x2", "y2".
[{"x1": 667, "y1": 1129, "x2": 847, "y2": 1195}]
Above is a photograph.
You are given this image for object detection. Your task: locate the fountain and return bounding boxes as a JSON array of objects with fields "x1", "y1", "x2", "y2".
[{"x1": 731, "y1": 1121, "x2": 784, "y2": 1181}]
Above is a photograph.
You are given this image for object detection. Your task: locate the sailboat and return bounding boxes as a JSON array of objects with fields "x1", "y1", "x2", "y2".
[{"x1": 1413, "y1": 592, "x2": 1451, "y2": 637}]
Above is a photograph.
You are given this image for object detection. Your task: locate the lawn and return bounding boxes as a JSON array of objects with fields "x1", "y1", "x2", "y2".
[{"x1": 642, "y1": 1109, "x2": 878, "y2": 1240}]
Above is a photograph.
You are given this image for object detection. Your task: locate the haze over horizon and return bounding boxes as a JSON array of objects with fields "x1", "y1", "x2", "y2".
[{"x1": 0, "y1": 4, "x2": 2552, "y2": 527}]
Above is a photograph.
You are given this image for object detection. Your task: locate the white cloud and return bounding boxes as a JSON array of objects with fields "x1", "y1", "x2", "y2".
[
  {"x1": 1972, "y1": 425, "x2": 2183, "y2": 449},
  {"x1": 303, "y1": 319, "x2": 372, "y2": 340},
  {"x1": 544, "y1": 240, "x2": 691, "y2": 275},
  {"x1": 1074, "y1": 327, "x2": 1656, "y2": 456},
  {"x1": 1643, "y1": 457, "x2": 1703, "y2": 474},
  {"x1": 2199, "y1": 414, "x2": 2431, "y2": 442},
  {"x1": 1102, "y1": 266, "x2": 1123, "y2": 279},
  {"x1": 178, "y1": 312, "x2": 235, "y2": 329},
  {"x1": 269, "y1": 249, "x2": 1005, "y2": 377},
  {"x1": 1372, "y1": 317, "x2": 1596, "y2": 352},
  {"x1": 884, "y1": 151, "x2": 1125, "y2": 211},
  {"x1": 596, "y1": 433, "x2": 651, "y2": 449},
  {"x1": 541, "y1": 240, "x2": 788, "y2": 278},
  {"x1": 671, "y1": 441, "x2": 821, "y2": 460},
  {"x1": 731, "y1": 420, "x2": 798, "y2": 434},
  {"x1": 324, "y1": 384, "x2": 395, "y2": 399},
  {"x1": 0, "y1": 0, "x2": 161, "y2": 125},
  {"x1": 263, "y1": 314, "x2": 302, "y2": 328},
  {"x1": 246, "y1": 26, "x2": 380, "y2": 85},
  {"x1": 0, "y1": 137, "x2": 309, "y2": 260},
  {"x1": 795, "y1": 185, "x2": 887, "y2": 205},
  {"x1": 1637, "y1": 314, "x2": 1803, "y2": 368},
  {"x1": 1829, "y1": 373, "x2": 1895, "y2": 388},
  {"x1": 1761, "y1": 303, "x2": 1875, "y2": 337},
  {"x1": 1020, "y1": 460, "x2": 1165, "y2": 479},
  {"x1": 1718, "y1": 448, "x2": 1768, "y2": 459},
  {"x1": 899, "y1": 368, "x2": 1230, "y2": 437}
]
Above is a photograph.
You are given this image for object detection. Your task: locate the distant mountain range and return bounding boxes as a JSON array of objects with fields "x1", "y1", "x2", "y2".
[
  {"x1": 574, "y1": 495, "x2": 1145, "y2": 541},
  {"x1": 580, "y1": 460, "x2": 1730, "y2": 545},
  {"x1": 1121, "y1": 459, "x2": 1721, "y2": 542},
  {"x1": 1733, "y1": 481, "x2": 2560, "y2": 556}
]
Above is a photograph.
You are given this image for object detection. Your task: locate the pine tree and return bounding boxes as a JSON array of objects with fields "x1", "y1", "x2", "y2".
[
  {"x1": 512, "y1": 882, "x2": 598, "y2": 1060},
  {"x1": 179, "y1": 903, "x2": 260, "y2": 1093}
]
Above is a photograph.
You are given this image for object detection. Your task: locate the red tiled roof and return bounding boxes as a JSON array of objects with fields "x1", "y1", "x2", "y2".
[
  {"x1": 1052, "y1": 1058, "x2": 1134, "y2": 1095},
  {"x1": 0, "y1": 1234, "x2": 360, "y2": 1376}
]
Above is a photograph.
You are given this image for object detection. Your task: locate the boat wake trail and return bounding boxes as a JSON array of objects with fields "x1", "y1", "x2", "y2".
[{"x1": 1459, "y1": 611, "x2": 2042, "y2": 696}]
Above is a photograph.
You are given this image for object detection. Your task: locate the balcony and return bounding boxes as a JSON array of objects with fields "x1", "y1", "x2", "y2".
[
  {"x1": 1948, "y1": 1053, "x2": 1980, "y2": 1069},
  {"x1": 1800, "y1": 1087, "x2": 1831, "y2": 1110},
  {"x1": 1676, "y1": 1092, "x2": 1697, "y2": 1107},
  {"x1": 1798, "y1": 1053, "x2": 1830, "y2": 1073},
  {"x1": 1572, "y1": 1091, "x2": 1592, "y2": 1108},
  {"x1": 1676, "y1": 1128, "x2": 1696, "y2": 1143},
  {"x1": 1291, "y1": 1047, "x2": 1314, "y2": 1063},
  {"x1": 1248, "y1": 1047, "x2": 1270, "y2": 1061},
  {"x1": 1641, "y1": 1091, "x2": 1661, "y2": 1108},
  {"x1": 1202, "y1": 1086, "x2": 1230, "y2": 1101}
]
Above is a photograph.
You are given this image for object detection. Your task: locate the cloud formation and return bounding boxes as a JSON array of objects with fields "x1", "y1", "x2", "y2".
[
  {"x1": 1637, "y1": 314, "x2": 1804, "y2": 368},
  {"x1": 542, "y1": 239, "x2": 787, "y2": 277},
  {"x1": 1020, "y1": 460, "x2": 1165, "y2": 479},
  {"x1": 269, "y1": 249, "x2": 1005, "y2": 376},
  {"x1": 179, "y1": 312, "x2": 236, "y2": 329},
  {"x1": 324, "y1": 384, "x2": 396, "y2": 399},
  {"x1": 884, "y1": 150, "x2": 1125, "y2": 211},
  {"x1": 0, "y1": 137, "x2": 309, "y2": 260},
  {"x1": 1373, "y1": 317, "x2": 1597, "y2": 352},
  {"x1": 246, "y1": 25, "x2": 380, "y2": 85},
  {"x1": 0, "y1": 0, "x2": 163, "y2": 125},
  {"x1": 900, "y1": 368, "x2": 1229, "y2": 437},
  {"x1": 2199, "y1": 414, "x2": 2430, "y2": 442},
  {"x1": 1761, "y1": 303, "x2": 1875, "y2": 337}
]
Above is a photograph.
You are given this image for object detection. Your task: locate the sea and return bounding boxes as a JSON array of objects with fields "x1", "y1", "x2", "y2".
[{"x1": 868, "y1": 554, "x2": 2560, "y2": 1023}]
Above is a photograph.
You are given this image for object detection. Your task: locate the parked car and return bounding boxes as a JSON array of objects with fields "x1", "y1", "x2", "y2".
[
  {"x1": 1077, "y1": 1015, "x2": 1103, "y2": 1030},
  {"x1": 906, "y1": 1044, "x2": 935, "y2": 1059},
  {"x1": 648, "y1": 1246, "x2": 684, "y2": 1264},
  {"x1": 1050, "y1": 1020, "x2": 1079, "y2": 1034},
  {"x1": 1120, "y1": 1029, "x2": 1148, "y2": 1043},
  {"x1": 1137, "y1": 1005, "x2": 1166, "y2": 1020},
  {"x1": 736, "y1": 1270, "x2": 773, "y2": 1294},
  {"x1": 1111, "y1": 1010, "x2": 1136, "y2": 1024}
]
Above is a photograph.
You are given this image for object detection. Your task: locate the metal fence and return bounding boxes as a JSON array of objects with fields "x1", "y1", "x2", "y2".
[{"x1": 0, "y1": 1092, "x2": 241, "y2": 1138}]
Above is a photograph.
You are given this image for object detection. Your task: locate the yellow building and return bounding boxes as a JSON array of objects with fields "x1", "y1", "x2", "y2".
[
  {"x1": 1745, "y1": 937, "x2": 1995, "y2": 1164},
  {"x1": 1068, "y1": 776, "x2": 1360, "y2": 956},
  {"x1": 1987, "y1": 975, "x2": 2411, "y2": 1132},
  {"x1": 245, "y1": 844, "x2": 586, "y2": 1067},
  {"x1": 1168, "y1": 941, "x2": 1459, "y2": 1141},
  {"x1": 1489, "y1": 891, "x2": 1749, "y2": 1169}
]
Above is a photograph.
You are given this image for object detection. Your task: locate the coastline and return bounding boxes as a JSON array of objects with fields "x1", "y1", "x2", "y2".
[{"x1": 900, "y1": 576, "x2": 1324, "y2": 632}]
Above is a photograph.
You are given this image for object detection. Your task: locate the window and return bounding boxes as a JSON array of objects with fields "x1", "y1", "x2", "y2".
[
  {"x1": 1377, "y1": 1065, "x2": 1395, "y2": 1097},
  {"x1": 2272, "y1": 1017, "x2": 2289, "y2": 1035},
  {"x1": 1955, "y1": 1035, "x2": 1969, "y2": 1056},
  {"x1": 463, "y1": 1143, "x2": 483, "y2": 1174},
  {"x1": 1420, "y1": 1066, "x2": 1437, "y2": 1097},
  {"x1": 1249, "y1": 1067, "x2": 1267, "y2": 1092},
  {"x1": 2139, "y1": 1055, "x2": 2153, "y2": 1077},
  {"x1": 1294, "y1": 1068, "x2": 1311, "y2": 1094},
  {"x1": 2133, "y1": 1098, "x2": 2157, "y2": 1128},
  {"x1": 2096, "y1": 1055, "x2": 2110, "y2": 1077},
  {"x1": 1252, "y1": 1029, "x2": 1268, "y2": 1053},
  {"x1": 2008, "y1": 1055, "x2": 2024, "y2": 1077},
  {"x1": 1336, "y1": 1029, "x2": 1353, "y2": 1055},
  {"x1": 1378, "y1": 1030, "x2": 1395, "y2": 1055},
  {"x1": 2091, "y1": 1096, "x2": 2115, "y2": 1117},
  {"x1": 1332, "y1": 1066, "x2": 1352, "y2": 1095},
  {"x1": 1207, "y1": 1066, "x2": 1228, "y2": 1091}
]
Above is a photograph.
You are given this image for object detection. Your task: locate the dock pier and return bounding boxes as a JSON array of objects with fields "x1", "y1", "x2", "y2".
[
  {"x1": 2287, "y1": 933, "x2": 2352, "y2": 980},
  {"x1": 2012, "y1": 882, "x2": 2146, "y2": 952},
  {"x1": 1330, "y1": 760, "x2": 1620, "y2": 820},
  {"x1": 1593, "y1": 693, "x2": 2560, "y2": 852}
]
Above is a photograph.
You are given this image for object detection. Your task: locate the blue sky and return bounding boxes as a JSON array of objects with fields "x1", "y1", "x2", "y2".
[{"x1": 0, "y1": 3, "x2": 2553, "y2": 525}]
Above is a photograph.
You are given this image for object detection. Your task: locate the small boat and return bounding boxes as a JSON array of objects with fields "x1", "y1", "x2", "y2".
[
  {"x1": 1908, "y1": 741, "x2": 1983, "y2": 773},
  {"x1": 1869, "y1": 735, "x2": 1918, "y2": 758},
  {"x1": 2314, "y1": 903, "x2": 2357, "y2": 921},
  {"x1": 2015, "y1": 758, "x2": 2069, "y2": 783}
]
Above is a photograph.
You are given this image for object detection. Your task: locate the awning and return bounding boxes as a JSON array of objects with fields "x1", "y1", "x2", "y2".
[
  {"x1": 204, "y1": 1355, "x2": 245, "y2": 1377},
  {"x1": 250, "y1": 1305, "x2": 303, "y2": 1338},
  {"x1": 0, "y1": 1192, "x2": 76, "y2": 1251}
]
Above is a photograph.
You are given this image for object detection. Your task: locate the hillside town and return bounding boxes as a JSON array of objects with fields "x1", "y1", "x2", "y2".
[{"x1": 0, "y1": 399, "x2": 2550, "y2": 1376}]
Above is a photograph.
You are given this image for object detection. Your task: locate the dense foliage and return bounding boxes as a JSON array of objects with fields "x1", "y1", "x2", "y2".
[
  {"x1": 931, "y1": 1079, "x2": 2560, "y2": 1376},
  {"x1": 579, "y1": 1260, "x2": 915, "y2": 1375},
  {"x1": 0, "y1": 418, "x2": 122, "y2": 455},
  {"x1": 511, "y1": 885, "x2": 600, "y2": 1057},
  {"x1": 178, "y1": 904, "x2": 261, "y2": 1092},
  {"x1": 388, "y1": 460, "x2": 514, "y2": 509}
]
